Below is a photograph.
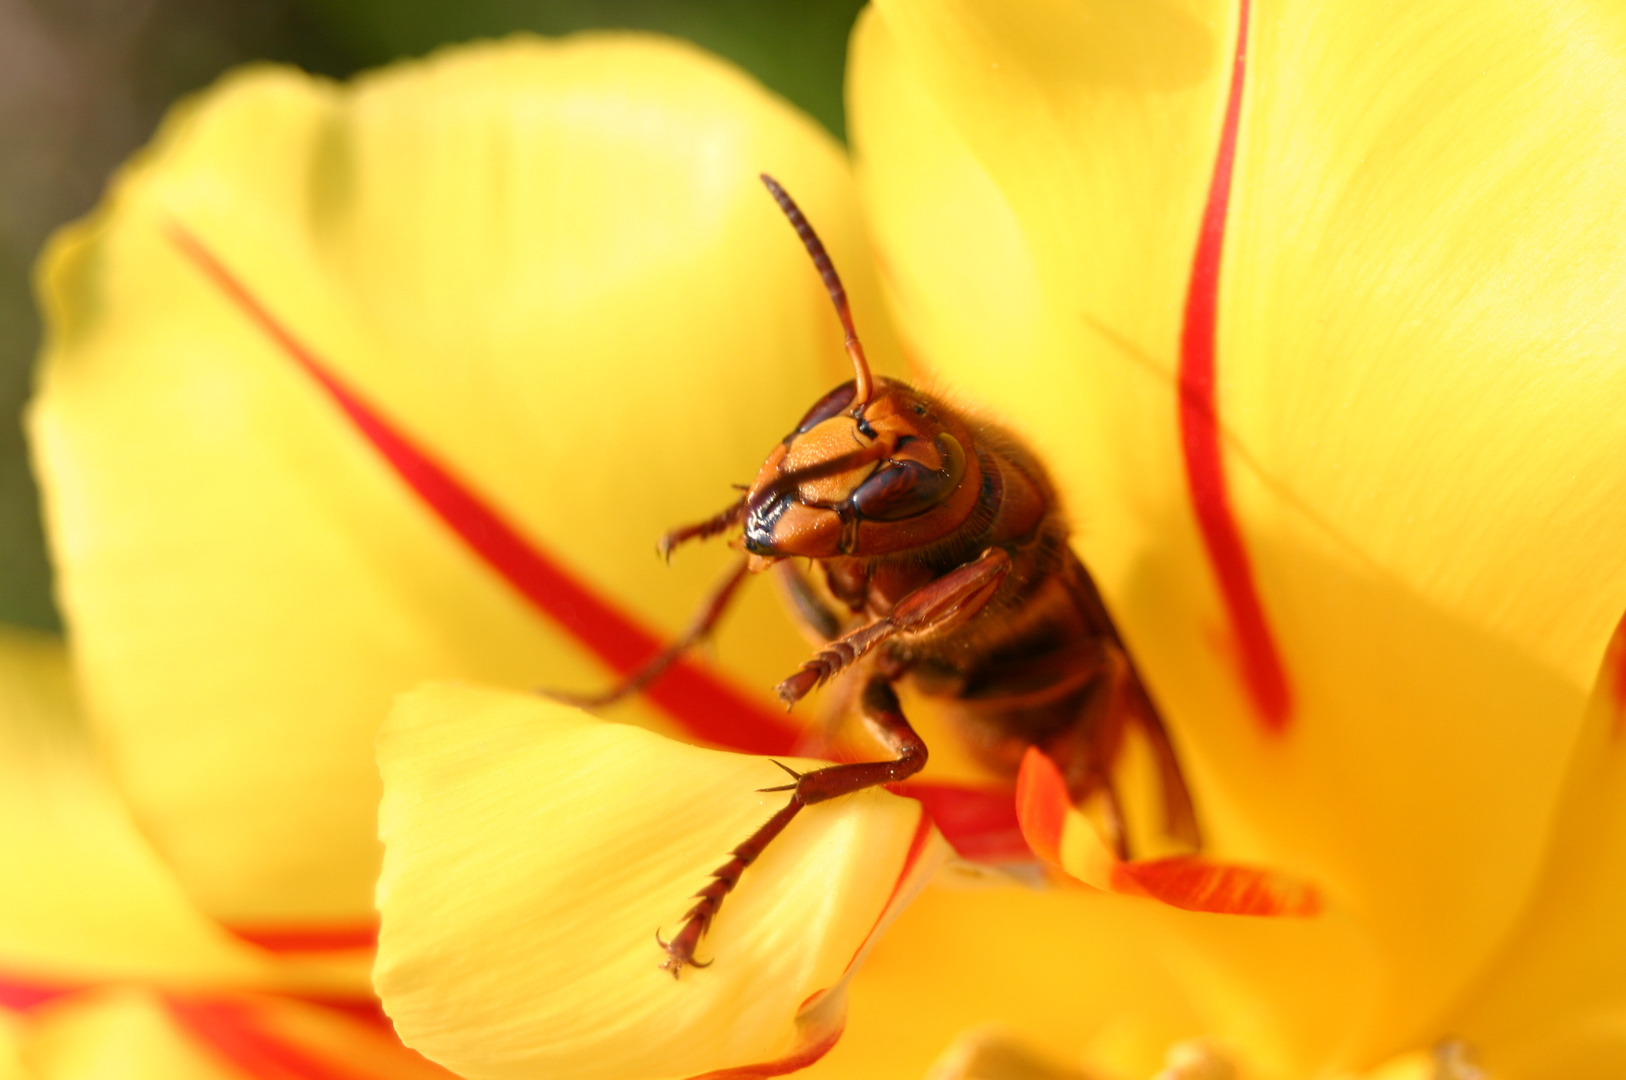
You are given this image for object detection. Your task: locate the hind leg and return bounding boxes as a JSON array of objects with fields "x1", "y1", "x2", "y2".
[
  {"x1": 1040, "y1": 642, "x2": 1200, "y2": 859},
  {"x1": 659, "y1": 674, "x2": 926, "y2": 976}
]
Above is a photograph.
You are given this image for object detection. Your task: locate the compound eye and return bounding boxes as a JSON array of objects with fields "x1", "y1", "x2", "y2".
[
  {"x1": 851, "y1": 433, "x2": 967, "y2": 521},
  {"x1": 794, "y1": 381, "x2": 857, "y2": 433}
]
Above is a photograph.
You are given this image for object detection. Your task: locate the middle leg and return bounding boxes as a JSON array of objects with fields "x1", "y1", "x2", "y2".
[
  {"x1": 659, "y1": 673, "x2": 928, "y2": 976},
  {"x1": 776, "y1": 547, "x2": 1012, "y2": 706}
]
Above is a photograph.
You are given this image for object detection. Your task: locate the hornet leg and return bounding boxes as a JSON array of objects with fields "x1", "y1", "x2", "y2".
[
  {"x1": 659, "y1": 674, "x2": 927, "y2": 976},
  {"x1": 657, "y1": 498, "x2": 746, "y2": 561},
  {"x1": 776, "y1": 547, "x2": 1012, "y2": 707},
  {"x1": 538, "y1": 557, "x2": 750, "y2": 709}
]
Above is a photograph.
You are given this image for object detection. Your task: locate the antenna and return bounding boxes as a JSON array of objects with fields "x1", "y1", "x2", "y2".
[{"x1": 759, "y1": 174, "x2": 874, "y2": 410}]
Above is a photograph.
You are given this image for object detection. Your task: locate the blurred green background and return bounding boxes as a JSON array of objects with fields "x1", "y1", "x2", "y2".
[{"x1": 0, "y1": 0, "x2": 864, "y2": 631}]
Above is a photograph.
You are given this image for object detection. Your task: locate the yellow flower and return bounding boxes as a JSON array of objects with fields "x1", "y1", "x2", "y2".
[
  {"x1": 28, "y1": 31, "x2": 951, "y2": 1080},
  {"x1": 854, "y1": 0, "x2": 1626, "y2": 1075},
  {"x1": 21, "y1": 2, "x2": 1626, "y2": 1078}
]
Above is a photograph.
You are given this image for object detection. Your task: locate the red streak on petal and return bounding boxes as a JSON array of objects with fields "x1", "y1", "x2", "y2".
[
  {"x1": 164, "y1": 224, "x2": 800, "y2": 758},
  {"x1": 165, "y1": 997, "x2": 398, "y2": 1080},
  {"x1": 226, "y1": 922, "x2": 378, "y2": 954},
  {"x1": 1, "y1": 972, "x2": 400, "y2": 1050},
  {"x1": 1013, "y1": 747, "x2": 1070, "y2": 866},
  {"x1": 894, "y1": 781, "x2": 1031, "y2": 862},
  {"x1": 1114, "y1": 855, "x2": 1321, "y2": 917},
  {"x1": 884, "y1": 810, "x2": 938, "y2": 913},
  {"x1": 839, "y1": 807, "x2": 939, "y2": 979},
  {"x1": 684, "y1": 1014, "x2": 846, "y2": 1080},
  {"x1": 1614, "y1": 642, "x2": 1626, "y2": 714},
  {"x1": 285, "y1": 995, "x2": 393, "y2": 1033},
  {"x1": 0, "y1": 973, "x2": 78, "y2": 1011},
  {"x1": 1178, "y1": 0, "x2": 1293, "y2": 732},
  {"x1": 163, "y1": 225, "x2": 1044, "y2": 856},
  {"x1": 1609, "y1": 614, "x2": 1626, "y2": 739}
]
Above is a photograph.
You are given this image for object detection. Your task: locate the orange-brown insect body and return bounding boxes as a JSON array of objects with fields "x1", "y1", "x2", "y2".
[
  {"x1": 745, "y1": 374, "x2": 1190, "y2": 808},
  {"x1": 603, "y1": 175, "x2": 1197, "y2": 977}
]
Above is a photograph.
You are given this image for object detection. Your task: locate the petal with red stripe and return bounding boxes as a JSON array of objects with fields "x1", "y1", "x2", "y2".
[
  {"x1": 1013, "y1": 748, "x2": 1318, "y2": 917},
  {"x1": 854, "y1": 0, "x2": 1626, "y2": 1067},
  {"x1": 32, "y1": 35, "x2": 892, "y2": 929}
]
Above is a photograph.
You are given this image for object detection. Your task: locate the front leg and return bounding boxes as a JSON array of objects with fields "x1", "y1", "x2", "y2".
[
  {"x1": 657, "y1": 497, "x2": 746, "y2": 561},
  {"x1": 659, "y1": 674, "x2": 927, "y2": 976},
  {"x1": 776, "y1": 547, "x2": 1013, "y2": 707},
  {"x1": 538, "y1": 557, "x2": 750, "y2": 709}
]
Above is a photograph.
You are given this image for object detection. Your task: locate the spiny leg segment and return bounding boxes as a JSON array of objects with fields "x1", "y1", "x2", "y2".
[
  {"x1": 775, "y1": 547, "x2": 1012, "y2": 706},
  {"x1": 658, "y1": 675, "x2": 927, "y2": 976},
  {"x1": 657, "y1": 497, "x2": 746, "y2": 562},
  {"x1": 538, "y1": 557, "x2": 750, "y2": 710}
]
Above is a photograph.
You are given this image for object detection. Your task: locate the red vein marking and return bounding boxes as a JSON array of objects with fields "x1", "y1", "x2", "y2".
[
  {"x1": 0, "y1": 973, "x2": 77, "y2": 1011},
  {"x1": 840, "y1": 807, "x2": 939, "y2": 979},
  {"x1": 1615, "y1": 634, "x2": 1626, "y2": 714},
  {"x1": 284, "y1": 995, "x2": 393, "y2": 1033},
  {"x1": 685, "y1": 1013, "x2": 845, "y2": 1080},
  {"x1": 884, "y1": 811, "x2": 939, "y2": 916},
  {"x1": 1608, "y1": 614, "x2": 1626, "y2": 739},
  {"x1": 1007, "y1": 751, "x2": 1321, "y2": 917},
  {"x1": 226, "y1": 922, "x2": 378, "y2": 954},
  {"x1": 163, "y1": 225, "x2": 1040, "y2": 856},
  {"x1": 165, "y1": 227, "x2": 1053, "y2": 871},
  {"x1": 1012, "y1": 747, "x2": 1069, "y2": 866},
  {"x1": 1113, "y1": 855, "x2": 1321, "y2": 917},
  {"x1": 0, "y1": 974, "x2": 389, "y2": 1029},
  {"x1": 164, "y1": 224, "x2": 799, "y2": 758},
  {"x1": 8, "y1": 981, "x2": 445, "y2": 1080},
  {"x1": 893, "y1": 781, "x2": 1031, "y2": 862},
  {"x1": 166, "y1": 997, "x2": 413, "y2": 1080},
  {"x1": 1178, "y1": 0, "x2": 1292, "y2": 732}
]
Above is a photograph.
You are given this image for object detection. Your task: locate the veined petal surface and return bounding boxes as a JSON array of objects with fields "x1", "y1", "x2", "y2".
[
  {"x1": 855, "y1": 0, "x2": 1626, "y2": 1070},
  {"x1": 375, "y1": 684, "x2": 945, "y2": 1080},
  {"x1": 32, "y1": 34, "x2": 895, "y2": 926}
]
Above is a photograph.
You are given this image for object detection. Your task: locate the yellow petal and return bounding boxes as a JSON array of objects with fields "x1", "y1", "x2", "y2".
[
  {"x1": 375, "y1": 683, "x2": 945, "y2": 1080},
  {"x1": 0, "y1": 626, "x2": 270, "y2": 990},
  {"x1": 0, "y1": 1011, "x2": 26, "y2": 1080},
  {"x1": 21, "y1": 990, "x2": 226, "y2": 1080},
  {"x1": 920, "y1": 1029, "x2": 1090, "y2": 1080},
  {"x1": 33, "y1": 34, "x2": 894, "y2": 926},
  {"x1": 866, "y1": 0, "x2": 1626, "y2": 699},
  {"x1": 1445, "y1": 621, "x2": 1626, "y2": 1079},
  {"x1": 19, "y1": 987, "x2": 447, "y2": 1080},
  {"x1": 802, "y1": 878, "x2": 1199, "y2": 1080},
  {"x1": 1351, "y1": 1050, "x2": 1439, "y2": 1080},
  {"x1": 1462, "y1": 1009, "x2": 1626, "y2": 1080},
  {"x1": 163, "y1": 993, "x2": 453, "y2": 1080},
  {"x1": 855, "y1": 2, "x2": 1626, "y2": 1067},
  {"x1": 1012, "y1": 747, "x2": 1318, "y2": 918}
]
